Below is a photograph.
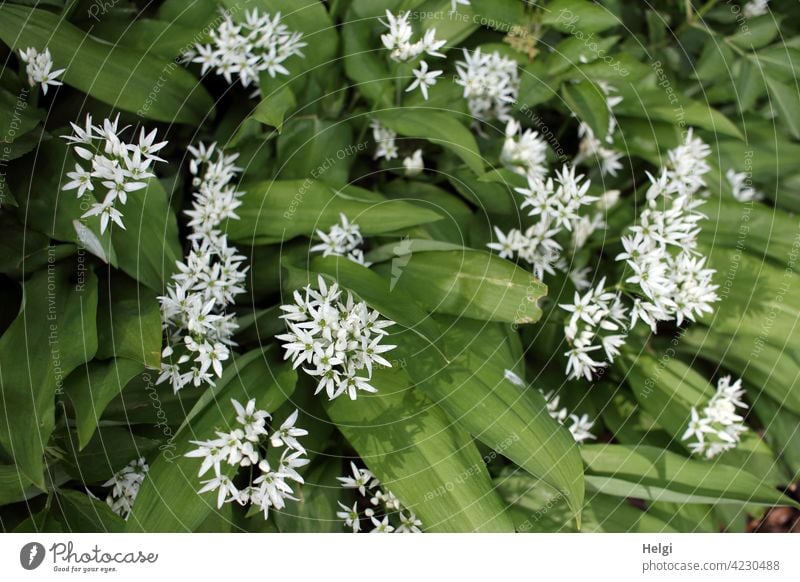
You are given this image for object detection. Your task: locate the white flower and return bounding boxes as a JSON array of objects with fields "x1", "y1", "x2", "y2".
[
  {"x1": 185, "y1": 400, "x2": 308, "y2": 519},
  {"x1": 19, "y1": 47, "x2": 64, "y2": 95},
  {"x1": 403, "y1": 149, "x2": 424, "y2": 176},
  {"x1": 278, "y1": 276, "x2": 396, "y2": 400},
  {"x1": 103, "y1": 458, "x2": 148, "y2": 520},
  {"x1": 186, "y1": 9, "x2": 306, "y2": 97},
  {"x1": 338, "y1": 462, "x2": 420, "y2": 533},
  {"x1": 338, "y1": 461, "x2": 375, "y2": 496},
  {"x1": 371, "y1": 119, "x2": 399, "y2": 160},
  {"x1": 337, "y1": 501, "x2": 361, "y2": 533},
  {"x1": 501, "y1": 119, "x2": 548, "y2": 181},
  {"x1": 744, "y1": 0, "x2": 770, "y2": 17},
  {"x1": 682, "y1": 376, "x2": 748, "y2": 458},
  {"x1": 726, "y1": 168, "x2": 764, "y2": 202},
  {"x1": 406, "y1": 60, "x2": 442, "y2": 100},
  {"x1": 62, "y1": 114, "x2": 165, "y2": 233},
  {"x1": 455, "y1": 48, "x2": 519, "y2": 122},
  {"x1": 380, "y1": 11, "x2": 446, "y2": 63},
  {"x1": 310, "y1": 213, "x2": 371, "y2": 266}
]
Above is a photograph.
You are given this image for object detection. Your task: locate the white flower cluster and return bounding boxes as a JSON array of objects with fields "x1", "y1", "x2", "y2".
[
  {"x1": 371, "y1": 120, "x2": 398, "y2": 160},
  {"x1": 682, "y1": 376, "x2": 748, "y2": 458},
  {"x1": 277, "y1": 276, "x2": 396, "y2": 400},
  {"x1": 501, "y1": 119, "x2": 549, "y2": 181},
  {"x1": 744, "y1": 0, "x2": 770, "y2": 17},
  {"x1": 504, "y1": 370, "x2": 596, "y2": 443},
  {"x1": 185, "y1": 399, "x2": 309, "y2": 518},
  {"x1": 574, "y1": 83, "x2": 623, "y2": 177},
  {"x1": 488, "y1": 165, "x2": 597, "y2": 279},
  {"x1": 616, "y1": 130, "x2": 719, "y2": 331},
  {"x1": 726, "y1": 168, "x2": 764, "y2": 202},
  {"x1": 559, "y1": 278, "x2": 628, "y2": 381},
  {"x1": 337, "y1": 462, "x2": 422, "y2": 533},
  {"x1": 455, "y1": 48, "x2": 520, "y2": 122},
  {"x1": 311, "y1": 213, "x2": 371, "y2": 266},
  {"x1": 403, "y1": 148, "x2": 425, "y2": 176},
  {"x1": 157, "y1": 142, "x2": 248, "y2": 392},
  {"x1": 19, "y1": 47, "x2": 64, "y2": 95},
  {"x1": 62, "y1": 114, "x2": 167, "y2": 233},
  {"x1": 187, "y1": 9, "x2": 306, "y2": 96},
  {"x1": 380, "y1": 10, "x2": 446, "y2": 63},
  {"x1": 104, "y1": 457, "x2": 149, "y2": 520}
]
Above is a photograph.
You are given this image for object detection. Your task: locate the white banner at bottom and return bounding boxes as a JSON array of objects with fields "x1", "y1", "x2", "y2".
[{"x1": 0, "y1": 533, "x2": 797, "y2": 581}]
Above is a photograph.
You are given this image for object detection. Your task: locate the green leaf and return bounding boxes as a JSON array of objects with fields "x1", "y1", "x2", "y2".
[
  {"x1": 561, "y1": 80, "x2": 610, "y2": 140},
  {"x1": 325, "y1": 367, "x2": 515, "y2": 532},
  {"x1": 416, "y1": 319, "x2": 585, "y2": 524},
  {"x1": 728, "y1": 14, "x2": 780, "y2": 50},
  {"x1": 582, "y1": 444, "x2": 799, "y2": 507},
  {"x1": 542, "y1": 0, "x2": 619, "y2": 34},
  {"x1": 95, "y1": 274, "x2": 162, "y2": 368},
  {"x1": 765, "y1": 75, "x2": 800, "y2": 139},
  {"x1": 109, "y1": 178, "x2": 182, "y2": 292},
  {"x1": 225, "y1": 180, "x2": 442, "y2": 244},
  {"x1": 0, "y1": 464, "x2": 39, "y2": 506},
  {"x1": 372, "y1": 108, "x2": 484, "y2": 175},
  {"x1": 65, "y1": 358, "x2": 144, "y2": 449},
  {"x1": 252, "y1": 85, "x2": 296, "y2": 132},
  {"x1": 126, "y1": 349, "x2": 297, "y2": 532},
  {"x1": 0, "y1": 262, "x2": 98, "y2": 488},
  {"x1": 391, "y1": 250, "x2": 547, "y2": 324},
  {"x1": 276, "y1": 117, "x2": 355, "y2": 187},
  {"x1": 273, "y1": 458, "x2": 344, "y2": 533},
  {"x1": 56, "y1": 490, "x2": 125, "y2": 533},
  {"x1": 0, "y1": 6, "x2": 214, "y2": 124}
]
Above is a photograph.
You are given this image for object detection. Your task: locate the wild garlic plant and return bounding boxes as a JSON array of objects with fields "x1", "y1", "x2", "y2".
[
  {"x1": 104, "y1": 458, "x2": 149, "y2": 520},
  {"x1": 187, "y1": 9, "x2": 306, "y2": 96},
  {"x1": 682, "y1": 376, "x2": 749, "y2": 459},
  {"x1": 185, "y1": 399, "x2": 309, "y2": 519},
  {"x1": 311, "y1": 213, "x2": 371, "y2": 266},
  {"x1": 277, "y1": 276, "x2": 396, "y2": 400},
  {"x1": 337, "y1": 462, "x2": 422, "y2": 533},
  {"x1": 62, "y1": 114, "x2": 167, "y2": 233},
  {"x1": 19, "y1": 46, "x2": 63, "y2": 95},
  {"x1": 157, "y1": 142, "x2": 248, "y2": 392}
]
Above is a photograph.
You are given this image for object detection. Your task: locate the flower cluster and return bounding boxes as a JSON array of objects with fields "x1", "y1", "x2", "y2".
[
  {"x1": 682, "y1": 376, "x2": 748, "y2": 458},
  {"x1": 503, "y1": 370, "x2": 596, "y2": 442},
  {"x1": 185, "y1": 399, "x2": 309, "y2": 518},
  {"x1": 379, "y1": 10, "x2": 446, "y2": 63},
  {"x1": 104, "y1": 458, "x2": 149, "y2": 520},
  {"x1": 187, "y1": 9, "x2": 306, "y2": 96},
  {"x1": 311, "y1": 213, "x2": 371, "y2": 266},
  {"x1": 277, "y1": 276, "x2": 396, "y2": 400},
  {"x1": 616, "y1": 130, "x2": 718, "y2": 331},
  {"x1": 501, "y1": 119, "x2": 549, "y2": 181},
  {"x1": 455, "y1": 48, "x2": 520, "y2": 122},
  {"x1": 403, "y1": 148, "x2": 425, "y2": 176},
  {"x1": 62, "y1": 114, "x2": 167, "y2": 233},
  {"x1": 744, "y1": 0, "x2": 770, "y2": 17},
  {"x1": 560, "y1": 278, "x2": 628, "y2": 381},
  {"x1": 337, "y1": 462, "x2": 422, "y2": 533},
  {"x1": 726, "y1": 168, "x2": 764, "y2": 202},
  {"x1": 371, "y1": 119, "x2": 398, "y2": 160},
  {"x1": 19, "y1": 47, "x2": 64, "y2": 95},
  {"x1": 573, "y1": 82, "x2": 623, "y2": 177},
  {"x1": 488, "y1": 165, "x2": 597, "y2": 279},
  {"x1": 157, "y1": 142, "x2": 248, "y2": 392}
]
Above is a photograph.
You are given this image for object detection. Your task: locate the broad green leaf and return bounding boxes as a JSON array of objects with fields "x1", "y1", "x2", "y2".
[
  {"x1": 728, "y1": 15, "x2": 780, "y2": 50},
  {"x1": 95, "y1": 274, "x2": 162, "y2": 368},
  {"x1": 110, "y1": 178, "x2": 182, "y2": 292},
  {"x1": 765, "y1": 75, "x2": 800, "y2": 139},
  {"x1": 273, "y1": 458, "x2": 344, "y2": 533},
  {"x1": 342, "y1": 7, "x2": 393, "y2": 107},
  {"x1": 0, "y1": 6, "x2": 214, "y2": 124},
  {"x1": 561, "y1": 80, "x2": 610, "y2": 140},
  {"x1": 325, "y1": 367, "x2": 515, "y2": 532},
  {"x1": 391, "y1": 250, "x2": 547, "y2": 324},
  {"x1": 225, "y1": 180, "x2": 442, "y2": 244},
  {"x1": 65, "y1": 358, "x2": 144, "y2": 449},
  {"x1": 276, "y1": 117, "x2": 355, "y2": 187},
  {"x1": 0, "y1": 262, "x2": 98, "y2": 488},
  {"x1": 542, "y1": 0, "x2": 620, "y2": 34},
  {"x1": 372, "y1": 109, "x2": 484, "y2": 175},
  {"x1": 252, "y1": 85, "x2": 296, "y2": 132},
  {"x1": 0, "y1": 465, "x2": 39, "y2": 506},
  {"x1": 126, "y1": 349, "x2": 297, "y2": 532},
  {"x1": 56, "y1": 490, "x2": 125, "y2": 533},
  {"x1": 582, "y1": 444, "x2": 799, "y2": 507},
  {"x1": 415, "y1": 319, "x2": 585, "y2": 524}
]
